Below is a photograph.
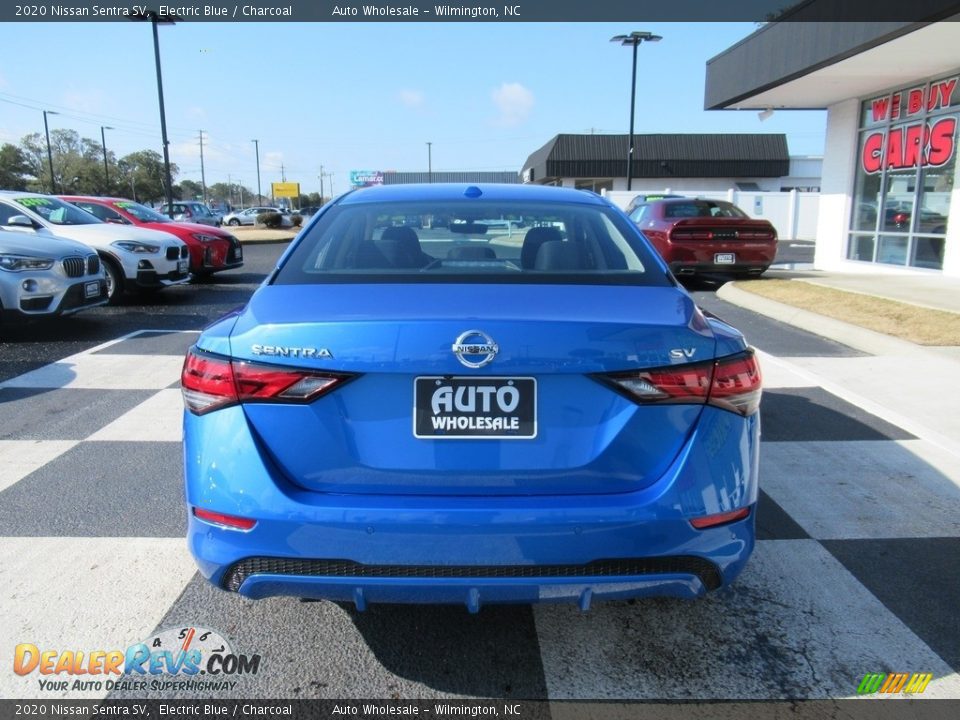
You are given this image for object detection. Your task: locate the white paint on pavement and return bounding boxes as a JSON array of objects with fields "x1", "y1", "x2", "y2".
[
  {"x1": 762, "y1": 440, "x2": 960, "y2": 539},
  {"x1": 755, "y1": 350, "x2": 816, "y2": 389},
  {"x1": 533, "y1": 540, "x2": 960, "y2": 699},
  {"x1": 0, "y1": 440, "x2": 78, "y2": 493},
  {"x1": 86, "y1": 390, "x2": 184, "y2": 443},
  {"x1": 0, "y1": 354, "x2": 184, "y2": 391},
  {"x1": 0, "y1": 537, "x2": 196, "y2": 700}
]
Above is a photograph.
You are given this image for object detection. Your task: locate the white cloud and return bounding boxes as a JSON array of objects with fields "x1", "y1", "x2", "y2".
[
  {"x1": 491, "y1": 82, "x2": 534, "y2": 126},
  {"x1": 398, "y1": 89, "x2": 425, "y2": 109}
]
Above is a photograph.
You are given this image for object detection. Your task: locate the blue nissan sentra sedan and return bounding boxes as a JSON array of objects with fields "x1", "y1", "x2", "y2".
[{"x1": 181, "y1": 183, "x2": 761, "y2": 612}]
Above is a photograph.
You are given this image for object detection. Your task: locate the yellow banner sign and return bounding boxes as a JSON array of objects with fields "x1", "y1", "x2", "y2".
[{"x1": 271, "y1": 182, "x2": 300, "y2": 198}]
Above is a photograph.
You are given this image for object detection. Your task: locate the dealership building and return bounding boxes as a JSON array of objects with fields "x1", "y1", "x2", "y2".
[
  {"x1": 706, "y1": 19, "x2": 960, "y2": 276},
  {"x1": 519, "y1": 133, "x2": 821, "y2": 193}
]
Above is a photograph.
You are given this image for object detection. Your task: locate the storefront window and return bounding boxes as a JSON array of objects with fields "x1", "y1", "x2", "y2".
[{"x1": 848, "y1": 73, "x2": 958, "y2": 270}]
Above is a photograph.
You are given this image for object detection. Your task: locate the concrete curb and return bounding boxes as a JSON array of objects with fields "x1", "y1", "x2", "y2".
[
  {"x1": 715, "y1": 282, "x2": 925, "y2": 356},
  {"x1": 235, "y1": 237, "x2": 294, "y2": 245}
]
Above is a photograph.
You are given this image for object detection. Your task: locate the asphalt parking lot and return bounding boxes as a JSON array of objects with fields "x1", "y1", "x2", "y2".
[{"x1": 1, "y1": 239, "x2": 957, "y2": 702}]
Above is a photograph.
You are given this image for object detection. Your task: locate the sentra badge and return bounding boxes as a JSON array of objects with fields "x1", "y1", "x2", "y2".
[{"x1": 251, "y1": 345, "x2": 332, "y2": 359}]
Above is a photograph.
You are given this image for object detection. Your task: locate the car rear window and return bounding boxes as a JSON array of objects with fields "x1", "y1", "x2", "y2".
[
  {"x1": 663, "y1": 201, "x2": 748, "y2": 219},
  {"x1": 273, "y1": 200, "x2": 668, "y2": 286}
]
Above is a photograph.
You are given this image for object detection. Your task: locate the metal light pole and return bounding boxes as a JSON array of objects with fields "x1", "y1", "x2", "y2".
[
  {"x1": 100, "y1": 125, "x2": 114, "y2": 194},
  {"x1": 42, "y1": 110, "x2": 59, "y2": 194},
  {"x1": 319, "y1": 165, "x2": 325, "y2": 203},
  {"x1": 610, "y1": 31, "x2": 662, "y2": 191},
  {"x1": 426, "y1": 142, "x2": 433, "y2": 183},
  {"x1": 142, "y1": 11, "x2": 177, "y2": 213},
  {"x1": 252, "y1": 139, "x2": 262, "y2": 204},
  {"x1": 198, "y1": 130, "x2": 207, "y2": 203}
]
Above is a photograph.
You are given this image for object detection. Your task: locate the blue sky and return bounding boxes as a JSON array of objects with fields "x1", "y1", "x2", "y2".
[{"x1": 0, "y1": 22, "x2": 826, "y2": 194}]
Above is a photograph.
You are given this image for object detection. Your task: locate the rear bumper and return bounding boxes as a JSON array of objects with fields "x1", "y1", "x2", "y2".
[
  {"x1": 665, "y1": 242, "x2": 776, "y2": 274},
  {"x1": 184, "y1": 404, "x2": 760, "y2": 609}
]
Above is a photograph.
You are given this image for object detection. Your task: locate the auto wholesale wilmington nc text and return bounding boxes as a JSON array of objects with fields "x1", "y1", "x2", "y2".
[
  {"x1": 331, "y1": 5, "x2": 520, "y2": 18},
  {"x1": 333, "y1": 704, "x2": 521, "y2": 717}
]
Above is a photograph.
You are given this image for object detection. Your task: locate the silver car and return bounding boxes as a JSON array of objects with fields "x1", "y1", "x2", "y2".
[
  {"x1": 222, "y1": 206, "x2": 285, "y2": 226},
  {"x1": 0, "y1": 228, "x2": 108, "y2": 323},
  {"x1": 161, "y1": 201, "x2": 222, "y2": 227}
]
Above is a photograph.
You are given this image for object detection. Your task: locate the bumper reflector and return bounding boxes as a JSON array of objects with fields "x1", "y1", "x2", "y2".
[
  {"x1": 689, "y1": 507, "x2": 751, "y2": 530},
  {"x1": 193, "y1": 507, "x2": 257, "y2": 531}
]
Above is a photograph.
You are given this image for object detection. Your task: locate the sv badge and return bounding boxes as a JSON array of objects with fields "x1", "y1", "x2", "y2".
[{"x1": 669, "y1": 348, "x2": 697, "y2": 360}]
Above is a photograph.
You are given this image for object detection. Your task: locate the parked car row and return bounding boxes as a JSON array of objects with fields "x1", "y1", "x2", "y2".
[
  {"x1": 63, "y1": 196, "x2": 243, "y2": 280},
  {"x1": 0, "y1": 190, "x2": 244, "y2": 325},
  {"x1": 223, "y1": 206, "x2": 292, "y2": 226}
]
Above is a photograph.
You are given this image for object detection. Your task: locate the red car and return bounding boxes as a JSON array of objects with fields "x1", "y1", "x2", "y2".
[
  {"x1": 60, "y1": 196, "x2": 243, "y2": 277},
  {"x1": 627, "y1": 198, "x2": 777, "y2": 278}
]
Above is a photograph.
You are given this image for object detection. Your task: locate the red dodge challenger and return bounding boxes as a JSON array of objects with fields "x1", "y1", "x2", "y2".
[
  {"x1": 628, "y1": 197, "x2": 777, "y2": 278},
  {"x1": 60, "y1": 196, "x2": 243, "y2": 277}
]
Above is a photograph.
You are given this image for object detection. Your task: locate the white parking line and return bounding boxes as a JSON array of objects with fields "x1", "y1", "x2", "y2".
[
  {"x1": 0, "y1": 537, "x2": 196, "y2": 700},
  {"x1": 0, "y1": 441, "x2": 78, "y2": 494},
  {"x1": 86, "y1": 389, "x2": 184, "y2": 443}
]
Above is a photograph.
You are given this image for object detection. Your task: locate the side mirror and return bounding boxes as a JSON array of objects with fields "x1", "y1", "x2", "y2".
[{"x1": 7, "y1": 215, "x2": 35, "y2": 229}]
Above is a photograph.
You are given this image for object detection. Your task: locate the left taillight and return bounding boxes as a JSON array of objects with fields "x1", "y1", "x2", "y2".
[
  {"x1": 181, "y1": 347, "x2": 353, "y2": 415},
  {"x1": 596, "y1": 349, "x2": 762, "y2": 417}
]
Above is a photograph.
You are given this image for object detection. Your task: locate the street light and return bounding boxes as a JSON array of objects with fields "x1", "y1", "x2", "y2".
[
  {"x1": 42, "y1": 110, "x2": 59, "y2": 194},
  {"x1": 610, "y1": 31, "x2": 662, "y2": 191},
  {"x1": 252, "y1": 139, "x2": 262, "y2": 205},
  {"x1": 100, "y1": 126, "x2": 114, "y2": 194},
  {"x1": 426, "y1": 142, "x2": 432, "y2": 183},
  {"x1": 132, "y1": 10, "x2": 178, "y2": 213},
  {"x1": 198, "y1": 130, "x2": 207, "y2": 203}
]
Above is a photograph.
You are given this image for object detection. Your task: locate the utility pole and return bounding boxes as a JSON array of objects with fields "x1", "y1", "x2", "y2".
[
  {"x1": 281, "y1": 163, "x2": 286, "y2": 182},
  {"x1": 426, "y1": 142, "x2": 432, "y2": 183},
  {"x1": 43, "y1": 110, "x2": 59, "y2": 194},
  {"x1": 319, "y1": 165, "x2": 325, "y2": 203},
  {"x1": 100, "y1": 126, "x2": 113, "y2": 194},
  {"x1": 198, "y1": 130, "x2": 207, "y2": 203},
  {"x1": 251, "y1": 139, "x2": 261, "y2": 204},
  {"x1": 228, "y1": 173, "x2": 232, "y2": 207}
]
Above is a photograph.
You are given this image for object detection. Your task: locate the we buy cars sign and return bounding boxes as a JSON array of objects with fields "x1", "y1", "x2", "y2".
[{"x1": 861, "y1": 77, "x2": 958, "y2": 174}]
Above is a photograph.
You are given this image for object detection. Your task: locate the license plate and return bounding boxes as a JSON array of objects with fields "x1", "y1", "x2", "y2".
[
  {"x1": 414, "y1": 377, "x2": 537, "y2": 439},
  {"x1": 84, "y1": 281, "x2": 100, "y2": 299},
  {"x1": 714, "y1": 253, "x2": 735, "y2": 264},
  {"x1": 178, "y1": 259, "x2": 189, "y2": 273}
]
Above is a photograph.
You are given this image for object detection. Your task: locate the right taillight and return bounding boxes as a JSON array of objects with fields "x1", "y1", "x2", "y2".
[
  {"x1": 181, "y1": 347, "x2": 354, "y2": 415},
  {"x1": 597, "y1": 349, "x2": 762, "y2": 417}
]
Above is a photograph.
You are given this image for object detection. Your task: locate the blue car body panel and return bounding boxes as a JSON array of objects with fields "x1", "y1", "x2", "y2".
[{"x1": 183, "y1": 183, "x2": 761, "y2": 610}]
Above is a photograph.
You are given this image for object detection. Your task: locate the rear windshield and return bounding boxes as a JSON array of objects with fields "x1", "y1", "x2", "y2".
[
  {"x1": 663, "y1": 201, "x2": 748, "y2": 219},
  {"x1": 274, "y1": 200, "x2": 668, "y2": 286}
]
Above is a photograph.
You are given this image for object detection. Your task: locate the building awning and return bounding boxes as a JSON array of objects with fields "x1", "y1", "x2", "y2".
[
  {"x1": 705, "y1": 12, "x2": 960, "y2": 111},
  {"x1": 520, "y1": 133, "x2": 790, "y2": 183}
]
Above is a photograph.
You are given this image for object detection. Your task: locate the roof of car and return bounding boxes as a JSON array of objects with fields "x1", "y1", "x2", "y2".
[
  {"x1": 0, "y1": 190, "x2": 49, "y2": 198},
  {"x1": 59, "y1": 196, "x2": 132, "y2": 203},
  {"x1": 337, "y1": 183, "x2": 608, "y2": 206}
]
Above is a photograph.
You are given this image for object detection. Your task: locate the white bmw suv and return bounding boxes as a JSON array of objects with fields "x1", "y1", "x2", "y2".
[
  {"x1": 0, "y1": 227, "x2": 108, "y2": 323},
  {"x1": 0, "y1": 191, "x2": 190, "y2": 302}
]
